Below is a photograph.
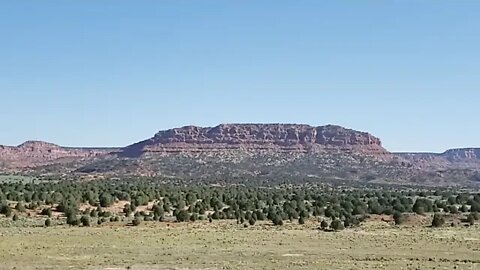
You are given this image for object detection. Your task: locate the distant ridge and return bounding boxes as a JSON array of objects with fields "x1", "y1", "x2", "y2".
[
  {"x1": 0, "y1": 141, "x2": 115, "y2": 169},
  {"x1": 1, "y1": 123, "x2": 479, "y2": 186}
]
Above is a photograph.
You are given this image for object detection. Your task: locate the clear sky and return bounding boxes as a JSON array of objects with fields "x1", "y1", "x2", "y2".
[{"x1": 0, "y1": 1, "x2": 479, "y2": 152}]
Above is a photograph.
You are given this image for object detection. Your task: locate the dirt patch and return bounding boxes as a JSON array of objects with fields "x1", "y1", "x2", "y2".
[{"x1": 282, "y1": 254, "x2": 305, "y2": 257}]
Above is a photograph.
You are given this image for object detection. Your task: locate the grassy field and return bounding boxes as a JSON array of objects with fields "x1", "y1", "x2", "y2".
[{"x1": 0, "y1": 221, "x2": 479, "y2": 270}]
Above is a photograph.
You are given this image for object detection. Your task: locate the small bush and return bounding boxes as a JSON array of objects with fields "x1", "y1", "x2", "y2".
[
  {"x1": 45, "y1": 218, "x2": 52, "y2": 227},
  {"x1": 298, "y1": 217, "x2": 305, "y2": 225},
  {"x1": 449, "y1": 206, "x2": 459, "y2": 214},
  {"x1": 175, "y1": 210, "x2": 190, "y2": 222},
  {"x1": 190, "y1": 213, "x2": 198, "y2": 222},
  {"x1": 132, "y1": 218, "x2": 142, "y2": 226},
  {"x1": 466, "y1": 214, "x2": 475, "y2": 225},
  {"x1": 41, "y1": 208, "x2": 53, "y2": 217},
  {"x1": 393, "y1": 211, "x2": 405, "y2": 225},
  {"x1": 15, "y1": 202, "x2": 26, "y2": 212},
  {"x1": 432, "y1": 214, "x2": 445, "y2": 228},
  {"x1": 320, "y1": 220, "x2": 329, "y2": 230},
  {"x1": 272, "y1": 216, "x2": 283, "y2": 226},
  {"x1": 80, "y1": 215, "x2": 90, "y2": 227},
  {"x1": 331, "y1": 219, "x2": 345, "y2": 231},
  {"x1": 99, "y1": 193, "x2": 114, "y2": 207},
  {"x1": 90, "y1": 210, "x2": 98, "y2": 218},
  {"x1": 66, "y1": 213, "x2": 79, "y2": 226},
  {"x1": 0, "y1": 204, "x2": 12, "y2": 217}
]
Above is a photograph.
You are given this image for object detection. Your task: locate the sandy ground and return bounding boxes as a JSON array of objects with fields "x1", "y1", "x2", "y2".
[{"x1": 0, "y1": 220, "x2": 479, "y2": 270}]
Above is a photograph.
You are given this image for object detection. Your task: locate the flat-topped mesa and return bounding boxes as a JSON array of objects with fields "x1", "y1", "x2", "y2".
[
  {"x1": 152, "y1": 124, "x2": 381, "y2": 146},
  {"x1": 120, "y1": 124, "x2": 387, "y2": 157},
  {"x1": 442, "y1": 148, "x2": 480, "y2": 161}
]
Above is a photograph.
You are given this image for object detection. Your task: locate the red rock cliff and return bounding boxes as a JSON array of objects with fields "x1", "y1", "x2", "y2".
[{"x1": 120, "y1": 124, "x2": 387, "y2": 157}]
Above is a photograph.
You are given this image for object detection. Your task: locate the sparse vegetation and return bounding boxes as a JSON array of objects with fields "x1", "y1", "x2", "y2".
[
  {"x1": 0, "y1": 176, "x2": 478, "y2": 270},
  {"x1": 0, "y1": 221, "x2": 477, "y2": 270},
  {"x1": 0, "y1": 177, "x2": 477, "y2": 230}
]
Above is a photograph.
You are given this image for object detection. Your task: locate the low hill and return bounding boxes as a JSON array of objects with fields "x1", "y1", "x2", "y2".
[{"x1": 0, "y1": 141, "x2": 115, "y2": 170}]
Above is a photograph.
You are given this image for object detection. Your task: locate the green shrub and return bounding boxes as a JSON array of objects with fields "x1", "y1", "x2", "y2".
[
  {"x1": 190, "y1": 213, "x2": 198, "y2": 222},
  {"x1": 80, "y1": 215, "x2": 91, "y2": 227},
  {"x1": 272, "y1": 216, "x2": 283, "y2": 226},
  {"x1": 132, "y1": 218, "x2": 142, "y2": 226},
  {"x1": 320, "y1": 220, "x2": 329, "y2": 230},
  {"x1": 41, "y1": 208, "x2": 53, "y2": 217},
  {"x1": 331, "y1": 219, "x2": 345, "y2": 231},
  {"x1": 432, "y1": 214, "x2": 445, "y2": 228},
  {"x1": 66, "y1": 212, "x2": 79, "y2": 226},
  {"x1": 298, "y1": 217, "x2": 305, "y2": 225},
  {"x1": 15, "y1": 202, "x2": 26, "y2": 212},
  {"x1": 393, "y1": 211, "x2": 405, "y2": 225},
  {"x1": 466, "y1": 213, "x2": 475, "y2": 225},
  {"x1": 175, "y1": 210, "x2": 190, "y2": 222},
  {"x1": 99, "y1": 193, "x2": 114, "y2": 207},
  {"x1": 0, "y1": 204, "x2": 12, "y2": 217}
]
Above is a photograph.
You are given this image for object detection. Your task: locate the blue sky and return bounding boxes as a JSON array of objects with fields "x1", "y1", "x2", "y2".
[{"x1": 0, "y1": 1, "x2": 479, "y2": 152}]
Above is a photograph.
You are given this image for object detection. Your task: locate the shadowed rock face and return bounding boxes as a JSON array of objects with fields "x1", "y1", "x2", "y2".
[{"x1": 119, "y1": 124, "x2": 386, "y2": 157}]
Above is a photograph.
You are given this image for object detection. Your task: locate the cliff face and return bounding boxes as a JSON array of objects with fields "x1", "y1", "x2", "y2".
[
  {"x1": 119, "y1": 124, "x2": 387, "y2": 157},
  {"x1": 0, "y1": 141, "x2": 112, "y2": 169}
]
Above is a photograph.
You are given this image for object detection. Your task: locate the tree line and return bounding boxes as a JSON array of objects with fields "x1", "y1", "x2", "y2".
[{"x1": 0, "y1": 178, "x2": 479, "y2": 229}]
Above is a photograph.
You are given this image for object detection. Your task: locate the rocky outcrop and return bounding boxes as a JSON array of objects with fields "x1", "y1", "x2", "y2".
[
  {"x1": 0, "y1": 141, "x2": 113, "y2": 169},
  {"x1": 395, "y1": 148, "x2": 480, "y2": 170},
  {"x1": 442, "y1": 148, "x2": 480, "y2": 162},
  {"x1": 119, "y1": 124, "x2": 387, "y2": 157}
]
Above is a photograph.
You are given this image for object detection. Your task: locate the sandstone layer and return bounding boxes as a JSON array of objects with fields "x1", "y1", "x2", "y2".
[
  {"x1": 119, "y1": 124, "x2": 387, "y2": 158},
  {"x1": 0, "y1": 141, "x2": 112, "y2": 169}
]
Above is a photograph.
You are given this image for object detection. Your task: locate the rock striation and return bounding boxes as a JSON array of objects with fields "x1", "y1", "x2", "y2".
[
  {"x1": 119, "y1": 124, "x2": 387, "y2": 157},
  {"x1": 0, "y1": 141, "x2": 113, "y2": 169}
]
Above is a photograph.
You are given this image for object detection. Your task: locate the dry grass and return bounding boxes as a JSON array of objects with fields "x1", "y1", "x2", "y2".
[{"x1": 0, "y1": 220, "x2": 479, "y2": 270}]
